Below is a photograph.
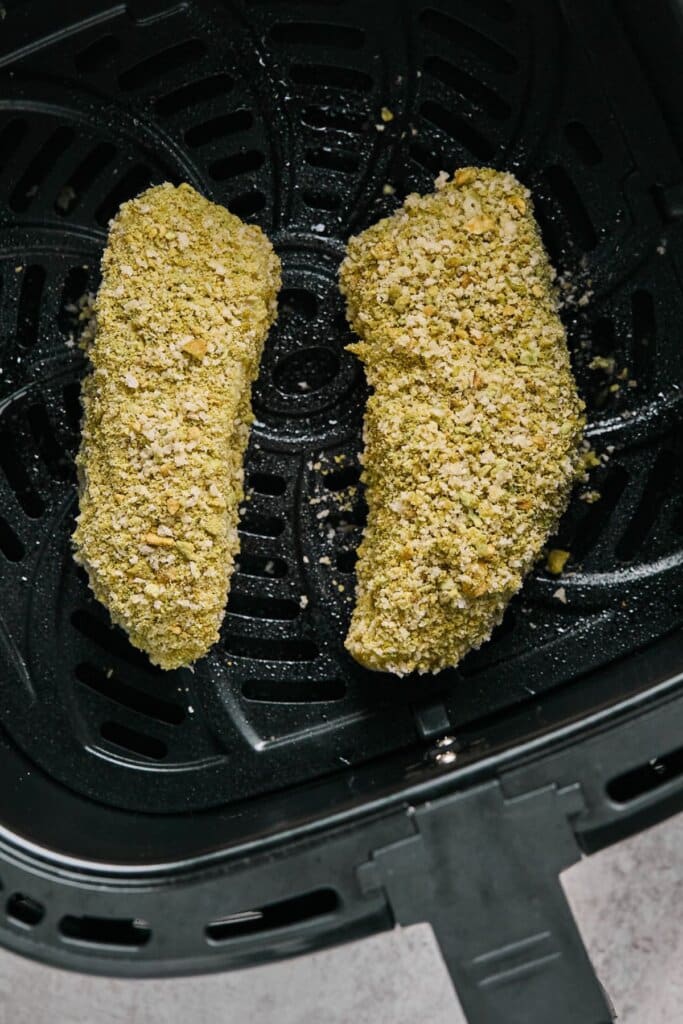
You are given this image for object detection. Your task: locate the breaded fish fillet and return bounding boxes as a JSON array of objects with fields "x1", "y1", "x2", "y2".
[
  {"x1": 73, "y1": 183, "x2": 280, "y2": 670},
  {"x1": 339, "y1": 167, "x2": 585, "y2": 675}
]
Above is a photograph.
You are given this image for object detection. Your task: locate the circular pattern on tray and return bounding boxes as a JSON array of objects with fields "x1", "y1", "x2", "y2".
[{"x1": 0, "y1": 0, "x2": 679, "y2": 811}]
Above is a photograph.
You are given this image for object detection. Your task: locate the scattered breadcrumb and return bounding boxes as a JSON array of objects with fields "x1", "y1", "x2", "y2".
[
  {"x1": 547, "y1": 549, "x2": 571, "y2": 575},
  {"x1": 580, "y1": 490, "x2": 601, "y2": 504},
  {"x1": 339, "y1": 167, "x2": 585, "y2": 675},
  {"x1": 556, "y1": 256, "x2": 592, "y2": 312},
  {"x1": 553, "y1": 587, "x2": 567, "y2": 604},
  {"x1": 589, "y1": 356, "x2": 615, "y2": 373},
  {"x1": 56, "y1": 185, "x2": 77, "y2": 212},
  {"x1": 380, "y1": 107, "x2": 394, "y2": 122},
  {"x1": 581, "y1": 448, "x2": 601, "y2": 471},
  {"x1": 73, "y1": 182, "x2": 281, "y2": 669}
]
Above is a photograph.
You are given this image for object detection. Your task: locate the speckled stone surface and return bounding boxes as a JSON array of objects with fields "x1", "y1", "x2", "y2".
[{"x1": 0, "y1": 812, "x2": 680, "y2": 1024}]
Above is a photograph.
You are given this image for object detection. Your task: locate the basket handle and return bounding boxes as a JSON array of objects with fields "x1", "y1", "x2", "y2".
[{"x1": 359, "y1": 781, "x2": 614, "y2": 1024}]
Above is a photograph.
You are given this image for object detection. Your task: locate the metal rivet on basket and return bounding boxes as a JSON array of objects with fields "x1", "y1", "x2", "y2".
[{"x1": 427, "y1": 736, "x2": 458, "y2": 765}]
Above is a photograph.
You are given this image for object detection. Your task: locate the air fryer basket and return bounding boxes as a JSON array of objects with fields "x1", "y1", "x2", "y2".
[{"x1": 0, "y1": 0, "x2": 681, "y2": 1021}]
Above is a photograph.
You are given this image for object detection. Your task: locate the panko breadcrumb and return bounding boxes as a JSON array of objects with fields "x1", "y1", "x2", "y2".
[
  {"x1": 73, "y1": 183, "x2": 280, "y2": 669},
  {"x1": 339, "y1": 167, "x2": 585, "y2": 675}
]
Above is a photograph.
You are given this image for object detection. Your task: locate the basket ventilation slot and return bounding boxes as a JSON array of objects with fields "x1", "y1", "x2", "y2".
[
  {"x1": 156, "y1": 73, "x2": 235, "y2": 116},
  {"x1": 6, "y1": 893, "x2": 45, "y2": 928},
  {"x1": 607, "y1": 746, "x2": 683, "y2": 804},
  {"x1": 100, "y1": 721, "x2": 168, "y2": 760},
  {"x1": 206, "y1": 888, "x2": 339, "y2": 942},
  {"x1": 75, "y1": 662, "x2": 185, "y2": 725},
  {"x1": 59, "y1": 914, "x2": 151, "y2": 947},
  {"x1": 118, "y1": 40, "x2": 207, "y2": 91},
  {"x1": 242, "y1": 678, "x2": 346, "y2": 702}
]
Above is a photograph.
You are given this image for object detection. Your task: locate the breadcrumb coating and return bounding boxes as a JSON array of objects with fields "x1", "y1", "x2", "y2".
[
  {"x1": 73, "y1": 183, "x2": 280, "y2": 670},
  {"x1": 339, "y1": 167, "x2": 585, "y2": 675}
]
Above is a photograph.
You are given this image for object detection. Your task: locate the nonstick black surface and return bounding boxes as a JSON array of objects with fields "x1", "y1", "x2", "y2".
[{"x1": 0, "y1": 0, "x2": 681, "y2": 816}]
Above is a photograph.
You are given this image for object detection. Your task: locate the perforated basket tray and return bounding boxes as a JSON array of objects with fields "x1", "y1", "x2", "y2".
[{"x1": 0, "y1": 0, "x2": 681, "y2": 1014}]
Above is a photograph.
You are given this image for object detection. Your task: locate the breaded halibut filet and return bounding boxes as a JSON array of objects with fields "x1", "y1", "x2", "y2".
[
  {"x1": 340, "y1": 168, "x2": 585, "y2": 675},
  {"x1": 73, "y1": 183, "x2": 280, "y2": 670}
]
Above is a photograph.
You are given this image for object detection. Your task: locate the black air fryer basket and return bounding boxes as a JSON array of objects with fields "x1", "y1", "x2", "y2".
[{"x1": 0, "y1": 0, "x2": 682, "y2": 1021}]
